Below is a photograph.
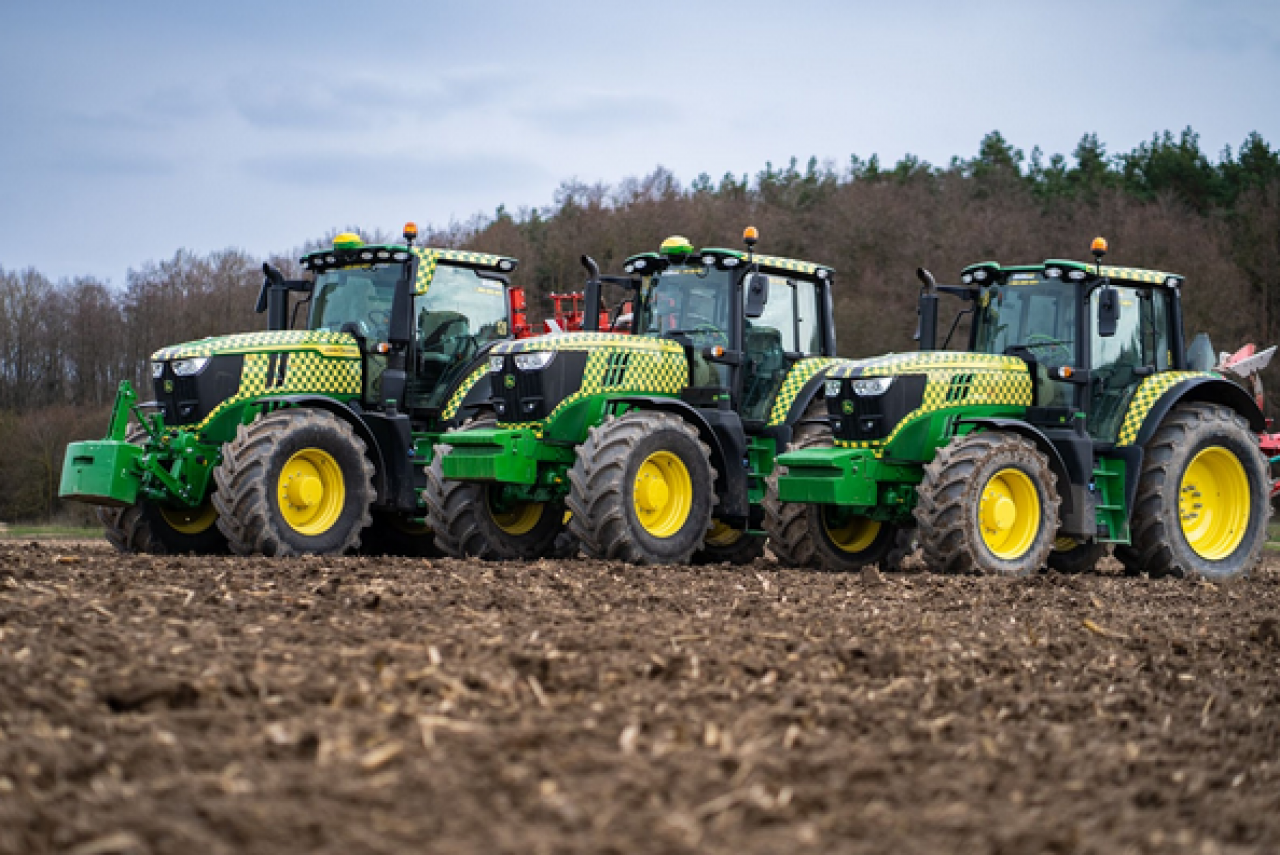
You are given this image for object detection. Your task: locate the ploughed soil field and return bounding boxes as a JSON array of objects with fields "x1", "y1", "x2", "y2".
[{"x1": 1, "y1": 540, "x2": 1278, "y2": 855}]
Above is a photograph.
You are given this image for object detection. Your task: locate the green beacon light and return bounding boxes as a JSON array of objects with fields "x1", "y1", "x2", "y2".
[{"x1": 659, "y1": 235, "x2": 694, "y2": 261}]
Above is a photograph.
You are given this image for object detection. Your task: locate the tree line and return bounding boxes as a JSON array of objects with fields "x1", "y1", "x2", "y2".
[{"x1": 2, "y1": 128, "x2": 1277, "y2": 521}]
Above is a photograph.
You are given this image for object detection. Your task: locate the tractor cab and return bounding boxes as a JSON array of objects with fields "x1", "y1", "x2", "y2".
[
  {"x1": 602, "y1": 230, "x2": 839, "y2": 426},
  {"x1": 926, "y1": 237, "x2": 1190, "y2": 445},
  {"x1": 289, "y1": 228, "x2": 522, "y2": 418}
]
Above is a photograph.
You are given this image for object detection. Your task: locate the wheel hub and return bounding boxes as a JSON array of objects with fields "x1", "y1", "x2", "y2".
[
  {"x1": 982, "y1": 494, "x2": 1017, "y2": 533},
  {"x1": 978, "y1": 467, "x2": 1040, "y2": 560},
  {"x1": 635, "y1": 466, "x2": 671, "y2": 512},
  {"x1": 286, "y1": 475, "x2": 323, "y2": 509},
  {"x1": 1178, "y1": 446, "x2": 1249, "y2": 560}
]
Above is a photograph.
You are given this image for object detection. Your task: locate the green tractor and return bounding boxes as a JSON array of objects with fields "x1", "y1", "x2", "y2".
[
  {"x1": 773, "y1": 238, "x2": 1269, "y2": 579},
  {"x1": 60, "y1": 226, "x2": 530, "y2": 557},
  {"x1": 426, "y1": 229, "x2": 853, "y2": 564}
]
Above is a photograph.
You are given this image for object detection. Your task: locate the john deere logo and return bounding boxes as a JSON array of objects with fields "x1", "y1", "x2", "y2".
[
  {"x1": 164, "y1": 379, "x2": 175, "y2": 393},
  {"x1": 841, "y1": 399, "x2": 855, "y2": 415},
  {"x1": 504, "y1": 374, "x2": 516, "y2": 389}
]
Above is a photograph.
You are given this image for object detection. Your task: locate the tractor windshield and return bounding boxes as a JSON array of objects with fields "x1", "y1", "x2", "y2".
[
  {"x1": 637, "y1": 265, "x2": 733, "y2": 387},
  {"x1": 972, "y1": 273, "x2": 1078, "y2": 368},
  {"x1": 309, "y1": 262, "x2": 404, "y2": 341},
  {"x1": 638, "y1": 266, "x2": 732, "y2": 343}
]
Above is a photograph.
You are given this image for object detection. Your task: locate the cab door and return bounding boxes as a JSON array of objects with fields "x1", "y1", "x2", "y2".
[
  {"x1": 741, "y1": 275, "x2": 824, "y2": 423},
  {"x1": 1088, "y1": 286, "x2": 1172, "y2": 441}
]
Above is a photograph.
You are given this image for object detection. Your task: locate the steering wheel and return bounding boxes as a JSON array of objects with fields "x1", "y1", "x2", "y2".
[
  {"x1": 1024, "y1": 333, "x2": 1072, "y2": 366},
  {"x1": 690, "y1": 323, "x2": 730, "y2": 346}
]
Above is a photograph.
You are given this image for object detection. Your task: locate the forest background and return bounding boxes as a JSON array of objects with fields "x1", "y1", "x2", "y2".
[{"x1": 2, "y1": 128, "x2": 1277, "y2": 522}]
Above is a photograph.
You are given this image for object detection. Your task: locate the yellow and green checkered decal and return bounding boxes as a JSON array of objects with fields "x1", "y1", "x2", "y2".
[
  {"x1": 1116, "y1": 371, "x2": 1217, "y2": 446},
  {"x1": 490, "y1": 331, "x2": 685, "y2": 356},
  {"x1": 1098, "y1": 265, "x2": 1179, "y2": 285},
  {"x1": 828, "y1": 351, "x2": 1027, "y2": 379},
  {"x1": 766, "y1": 358, "x2": 848, "y2": 426},
  {"x1": 494, "y1": 334, "x2": 687, "y2": 433},
  {"x1": 153, "y1": 330, "x2": 358, "y2": 361},
  {"x1": 441, "y1": 364, "x2": 490, "y2": 421},
  {"x1": 411, "y1": 247, "x2": 517, "y2": 296},
  {"x1": 189, "y1": 351, "x2": 362, "y2": 431},
  {"x1": 832, "y1": 352, "x2": 1032, "y2": 451}
]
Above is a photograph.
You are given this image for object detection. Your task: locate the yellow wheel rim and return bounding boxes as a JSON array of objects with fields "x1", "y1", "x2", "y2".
[
  {"x1": 705, "y1": 519, "x2": 742, "y2": 547},
  {"x1": 159, "y1": 501, "x2": 218, "y2": 535},
  {"x1": 1179, "y1": 446, "x2": 1250, "y2": 560},
  {"x1": 633, "y1": 450, "x2": 693, "y2": 538},
  {"x1": 277, "y1": 448, "x2": 346, "y2": 535},
  {"x1": 979, "y1": 467, "x2": 1041, "y2": 559},
  {"x1": 488, "y1": 493, "x2": 544, "y2": 536},
  {"x1": 821, "y1": 509, "x2": 881, "y2": 553}
]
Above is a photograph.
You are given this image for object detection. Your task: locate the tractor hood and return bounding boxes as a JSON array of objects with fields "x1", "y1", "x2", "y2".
[
  {"x1": 827, "y1": 351, "x2": 1029, "y2": 380},
  {"x1": 825, "y1": 351, "x2": 1034, "y2": 453},
  {"x1": 152, "y1": 330, "x2": 361, "y2": 362},
  {"x1": 488, "y1": 331, "x2": 684, "y2": 358}
]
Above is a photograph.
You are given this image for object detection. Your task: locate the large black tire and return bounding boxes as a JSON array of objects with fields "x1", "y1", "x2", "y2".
[
  {"x1": 1047, "y1": 538, "x2": 1108, "y2": 574},
  {"x1": 691, "y1": 520, "x2": 767, "y2": 565},
  {"x1": 763, "y1": 401, "x2": 832, "y2": 568},
  {"x1": 1125, "y1": 402, "x2": 1268, "y2": 580},
  {"x1": 566, "y1": 412, "x2": 715, "y2": 565},
  {"x1": 98, "y1": 427, "x2": 228, "y2": 555},
  {"x1": 212, "y1": 409, "x2": 375, "y2": 557},
  {"x1": 915, "y1": 431, "x2": 1060, "y2": 576},
  {"x1": 424, "y1": 453, "x2": 567, "y2": 560},
  {"x1": 763, "y1": 401, "x2": 900, "y2": 572},
  {"x1": 359, "y1": 512, "x2": 441, "y2": 558}
]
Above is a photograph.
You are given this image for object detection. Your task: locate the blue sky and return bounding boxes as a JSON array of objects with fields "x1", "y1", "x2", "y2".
[{"x1": 1, "y1": 0, "x2": 1277, "y2": 287}]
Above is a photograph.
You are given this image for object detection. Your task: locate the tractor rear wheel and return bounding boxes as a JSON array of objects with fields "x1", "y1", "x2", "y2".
[
  {"x1": 424, "y1": 420, "x2": 568, "y2": 560},
  {"x1": 98, "y1": 427, "x2": 228, "y2": 555},
  {"x1": 1126, "y1": 403, "x2": 1267, "y2": 580},
  {"x1": 915, "y1": 431, "x2": 1059, "y2": 576},
  {"x1": 691, "y1": 520, "x2": 766, "y2": 565},
  {"x1": 567, "y1": 412, "x2": 715, "y2": 565},
  {"x1": 212, "y1": 409, "x2": 374, "y2": 557}
]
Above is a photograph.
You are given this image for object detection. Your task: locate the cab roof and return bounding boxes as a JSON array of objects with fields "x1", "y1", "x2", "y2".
[
  {"x1": 959, "y1": 258, "x2": 1184, "y2": 288},
  {"x1": 300, "y1": 244, "x2": 519, "y2": 276},
  {"x1": 622, "y1": 247, "x2": 835, "y2": 281}
]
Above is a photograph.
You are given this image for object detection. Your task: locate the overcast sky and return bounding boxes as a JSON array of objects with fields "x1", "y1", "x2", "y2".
[{"x1": 2, "y1": 0, "x2": 1277, "y2": 287}]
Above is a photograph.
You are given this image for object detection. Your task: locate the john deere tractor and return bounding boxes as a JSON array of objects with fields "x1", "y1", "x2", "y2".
[
  {"x1": 60, "y1": 226, "x2": 528, "y2": 557},
  {"x1": 426, "y1": 229, "x2": 852, "y2": 565},
  {"x1": 773, "y1": 239, "x2": 1269, "y2": 579}
]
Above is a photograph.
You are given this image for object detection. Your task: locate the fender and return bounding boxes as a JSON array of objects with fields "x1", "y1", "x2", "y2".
[
  {"x1": 761, "y1": 370, "x2": 837, "y2": 450},
  {"x1": 955, "y1": 416, "x2": 1076, "y2": 520},
  {"x1": 1127, "y1": 375, "x2": 1265, "y2": 447},
  {"x1": 261, "y1": 395, "x2": 390, "y2": 503},
  {"x1": 607, "y1": 395, "x2": 749, "y2": 523}
]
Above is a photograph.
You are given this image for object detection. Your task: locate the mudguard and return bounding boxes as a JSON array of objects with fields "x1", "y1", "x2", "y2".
[{"x1": 1120, "y1": 374, "x2": 1265, "y2": 447}]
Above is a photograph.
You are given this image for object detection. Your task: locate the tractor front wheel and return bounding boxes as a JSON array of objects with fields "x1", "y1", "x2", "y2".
[
  {"x1": 567, "y1": 412, "x2": 715, "y2": 565},
  {"x1": 98, "y1": 427, "x2": 228, "y2": 555},
  {"x1": 915, "y1": 431, "x2": 1059, "y2": 576},
  {"x1": 212, "y1": 409, "x2": 374, "y2": 557},
  {"x1": 691, "y1": 519, "x2": 766, "y2": 565},
  {"x1": 1126, "y1": 403, "x2": 1268, "y2": 580},
  {"x1": 424, "y1": 460, "x2": 567, "y2": 561}
]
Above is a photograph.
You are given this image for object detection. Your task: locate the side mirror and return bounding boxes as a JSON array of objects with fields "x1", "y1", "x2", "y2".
[
  {"x1": 745, "y1": 273, "x2": 769, "y2": 318},
  {"x1": 1097, "y1": 286, "x2": 1119, "y2": 338}
]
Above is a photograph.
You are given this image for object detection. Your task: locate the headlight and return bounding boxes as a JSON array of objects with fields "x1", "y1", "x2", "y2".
[
  {"x1": 515, "y1": 351, "x2": 555, "y2": 371},
  {"x1": 151, "y1": 361, "x2": 165, "y2": 379},
  {"x1": 853, "y1": 377, "x2": 894, "y2": 396},
  {"x1": 488, "y1": 355, "x2": 505, "y2": 373},
  {"x1": 824, "y1": 379, "x2": 843, "y2": 397},
  {"x1": 171, "y1": 356, "x2": 210, "y2": 377}
]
